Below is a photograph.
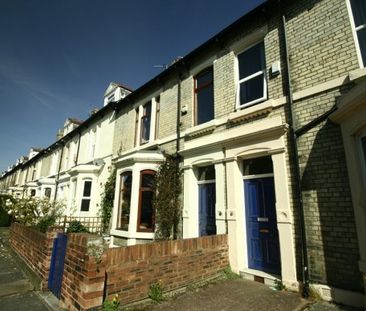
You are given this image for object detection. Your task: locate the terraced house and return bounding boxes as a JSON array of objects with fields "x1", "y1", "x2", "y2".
[
  {"x1": 0, "y1": 83, "x2": 132, "y2": 217},
  {"x1": 1, "y1": 0, "x2": 365, "y2": 309}
]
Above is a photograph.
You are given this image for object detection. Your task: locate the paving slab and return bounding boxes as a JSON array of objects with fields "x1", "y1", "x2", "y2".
[
  {"x1": 0, "y1": 279, "x2": 34, "y2": 297},
  {"x1": 0, "y1": 227, "x2": 53, "y2": 310},
  {"x1": 0, "y1": 292, "x2": 50, "y2": 311},
  {"x1": 304, "y1": 301, "x2": 362, "y2": 311},
  {"x1": 129, "y1": 279, "x2": 308, "y2": 311}
]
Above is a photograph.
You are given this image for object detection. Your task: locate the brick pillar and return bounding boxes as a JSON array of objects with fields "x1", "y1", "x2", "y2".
[{"x1": 60, "y1": 234, "x2": 106, "y2": 311}]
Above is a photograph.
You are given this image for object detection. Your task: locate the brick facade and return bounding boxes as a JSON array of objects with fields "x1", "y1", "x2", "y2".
[{"x1": 109, "y1": 0, "x2": 363, "y2": 297}]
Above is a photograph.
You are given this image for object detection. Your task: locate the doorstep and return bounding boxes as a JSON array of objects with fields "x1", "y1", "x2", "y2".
[{"x1": 239, "y1": 268, "x2": 280, "y2": 287}]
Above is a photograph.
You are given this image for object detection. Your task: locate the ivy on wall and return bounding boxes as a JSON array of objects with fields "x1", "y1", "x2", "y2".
[
  {"x1": 100, "y1": 169, "x2": 116, "y2": 233},
  {"x1": 153, "y1": 154, "x2": 182, "y2": 240}
]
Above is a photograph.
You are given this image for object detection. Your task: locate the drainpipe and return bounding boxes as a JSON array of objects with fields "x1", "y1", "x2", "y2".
[
  {"x1": 22, "y1": 167, "x2": 29, "y2": 198},
  {"x1": 53, "y1": 142, "x2": 65, "y2": 202},
  {"x1": 176, "y1": 73, "x2": 182, "y2": 154},
  {"x1": 176, "y1": 71, "x2": 183, "y2": 239},
  {"x1": 281, "y1": 14, "x2": 310, "y2": 298},
  {"x1": 223, "y1": 147, "x2": 228, "y2": 234},
  {"x1": 75, "y1": 131, "x2": 82, "y2": 166}
]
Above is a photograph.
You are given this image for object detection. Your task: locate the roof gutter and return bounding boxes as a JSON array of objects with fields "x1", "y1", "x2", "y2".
[{"x1": 53, "y1": 142, "x2": 65, "y2": 202}]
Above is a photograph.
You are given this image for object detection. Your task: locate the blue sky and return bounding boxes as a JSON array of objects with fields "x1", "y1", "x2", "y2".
[{"x1": 0, "y1": 0, "x2": 265, "y2": 173}]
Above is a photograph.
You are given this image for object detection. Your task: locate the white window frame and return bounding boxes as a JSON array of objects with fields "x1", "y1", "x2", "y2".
[
  {"x1": 88, "y1": 127, "x2": 97, "y2": 160},
  {"x1": 347, "y1": 0, "x2": 366, "y2": 68},
  {"x1": 236, "y1": 41, "x2": 267, "y2": 110},
  {"x1": 135, "y1": 97, "x2": 157, "y2": 147},
  {"x1": 63, "y1": 144, "x2": 70, "y2": 171},
  {"x1": 80, "y1": 179, "x2": 92, "y2": 212},
  {"x1": 107, "y1": 93, "x2": 115, "y2": 102}
]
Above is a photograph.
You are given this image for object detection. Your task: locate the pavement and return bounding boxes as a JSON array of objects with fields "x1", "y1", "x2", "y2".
[
  {"x1": 0, "y1": 227, "x2": 61, "y2": 311},
  {"x1": 0, "y1": 226, "x2": 363, "y2": 311}
]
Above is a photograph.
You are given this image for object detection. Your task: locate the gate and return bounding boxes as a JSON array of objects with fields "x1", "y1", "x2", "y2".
[{"x1": 48, "y1": 232, "x2": 68, "y2": 298}]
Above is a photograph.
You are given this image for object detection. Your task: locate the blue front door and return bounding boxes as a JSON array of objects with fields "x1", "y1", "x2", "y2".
[
  {"x1": 244, "y1": 177, "x2": 281, "y2": 274},
  {"x1": 199, "y1": 183, "x2": 216, "y2": 236}
]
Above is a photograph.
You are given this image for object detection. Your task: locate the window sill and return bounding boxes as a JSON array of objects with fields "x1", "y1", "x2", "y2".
[
  {"x1": 185, "y1": 120, "x2": 218, "y2": 138},
  {"x1": 110, "y1": 228, "x2": 154, "y2": 240},
  {"x1": 228, "y1": 99, "x2": 275, "y2": 124}
]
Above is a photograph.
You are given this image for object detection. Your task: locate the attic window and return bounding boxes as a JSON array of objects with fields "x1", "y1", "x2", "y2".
[{"x1": 107, "y1": 93, "x2": 115, "y2": 102}]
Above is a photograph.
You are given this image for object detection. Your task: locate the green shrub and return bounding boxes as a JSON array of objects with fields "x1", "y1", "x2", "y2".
[
  {"x1": 153, "y1": 154, "x2": 182, "y2": 240},
  {"x1": 5, "y1": 197, "x2": 64, "y2": 226},
  {"x1": 274, "y1": 279, "x2": 286, "y2": 291},
  {"x1": 0, "y1": 194, "x2": 13, "y2": 226},
  {"x1": 100, "y1": 169, "x2": 116, "y2": 233},
  {"x1": 102, "y1": 294, "x2": 120, "y2": 311},
  {"x1": 223, "y1": 266, "x2": 240, "y2": 280},
  {"x1": 149, "y1": 282, "x2": 164, "y2": 303},
  {"x1": 35, "y1": 214, "x2": 57, "y2": 233},
  {"x1": 67, "y1": 220, "x2": 88, "y2": 233}
]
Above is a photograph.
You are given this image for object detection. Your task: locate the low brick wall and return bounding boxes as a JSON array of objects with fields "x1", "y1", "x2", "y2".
[
  {"x1": 10, "y1": 222, "x2": 57, "y2": 289},
  {"x1": 60, "y1": 234, "x2": 228, "y2": 310},
  {"x1": 105, "y1": 234, "x2": 228, "y2": 304},
  {"x1": 60, "y1": 234, "x2": 106, "y2": 311}
]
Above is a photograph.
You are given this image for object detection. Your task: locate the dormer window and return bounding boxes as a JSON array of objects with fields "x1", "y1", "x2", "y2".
[
  {"x1": 104, "y1": 83, "x2": 133, "y2": 106},
  {"x1": 107, "y1": 93, "x2": 115, "y2": 103}
]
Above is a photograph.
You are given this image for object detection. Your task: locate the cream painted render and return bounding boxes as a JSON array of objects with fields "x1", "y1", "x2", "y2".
[
  {"x1": 54, "y1": 111, "x2": 116, "y2": 217},
  {"x1": 182, "y1": 115, "x2": 297, "y2": 288}
]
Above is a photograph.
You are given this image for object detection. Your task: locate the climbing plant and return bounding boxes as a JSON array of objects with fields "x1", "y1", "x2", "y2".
[
  {"x1": 153, "y1": 154, "x2": 182, "y2": 240},
  {"x1": 100, "y1": 169, "x2": 116, "y2": 233}
]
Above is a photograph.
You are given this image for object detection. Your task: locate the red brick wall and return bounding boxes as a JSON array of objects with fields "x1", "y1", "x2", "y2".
[
  {"x1": 11, "y1": 224, "x2": 228, "y2": 310},
  {"x1": 10, "y1": 222, "x2": 57, "y2": 289},
  {"x1": 105, "y1": 234, "x2": 228, "y2": 305},
  {"x1": 60, "y1": 234, "x2": 106, "y2": 311}
]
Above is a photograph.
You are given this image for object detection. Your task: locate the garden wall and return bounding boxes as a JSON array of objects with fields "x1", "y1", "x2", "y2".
[
  {"x1": 105, "y1": 234, "x2": 229, "y2": 304},
  {"x1": 60, "y1": 234, "x2": 228, "y2": 310},
  {"x1": 10, "y1": 222, "x2": 57, "y2": 289},
  {"x1": 10, "y1": 225, "x2": 228, "y2": 310}
]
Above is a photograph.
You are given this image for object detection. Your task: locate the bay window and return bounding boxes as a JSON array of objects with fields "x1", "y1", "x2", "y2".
[
  {"x1": 117, "y1": 171, "x2": 132, "y2": 231},
  {"x1": 81, "y1": 180, "x2": 92, "y2": 211},
  {"x1": 137, "y1": 170, "x2": 155, "y2": 232}
]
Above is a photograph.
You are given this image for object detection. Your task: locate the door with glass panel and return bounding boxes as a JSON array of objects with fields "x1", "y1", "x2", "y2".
[
  {"x1": 243, "y1": 156, "x2": 280, "y2": 274},
  {"x1": 198, "y1": 166, "x2": 216, "y2": 236}
]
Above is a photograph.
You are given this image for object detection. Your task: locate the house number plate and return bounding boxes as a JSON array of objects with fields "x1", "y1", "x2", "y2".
[{"x1": 257, "y1": 217, "x2": 269, "y2": 222}]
